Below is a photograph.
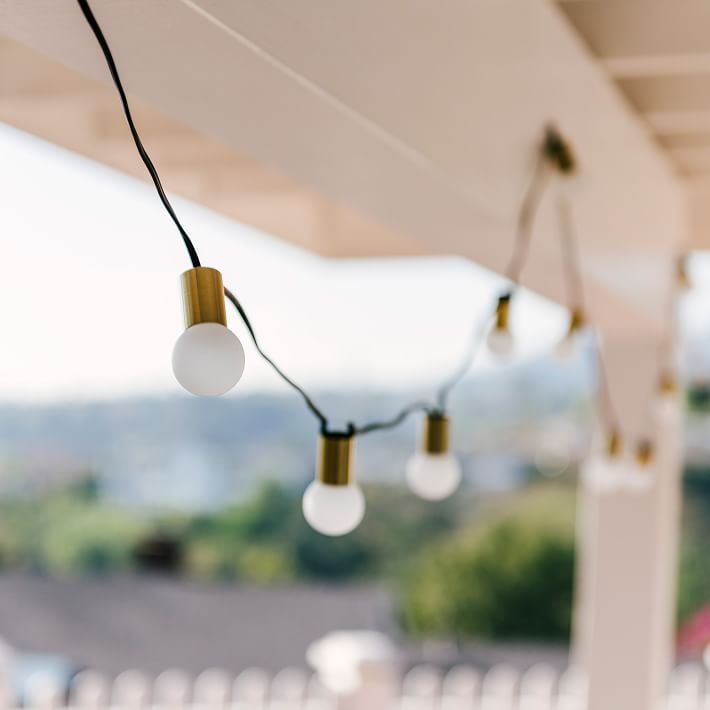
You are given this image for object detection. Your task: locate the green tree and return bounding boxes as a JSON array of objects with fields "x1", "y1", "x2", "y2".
[
  {"x1": 401, "y1": 486, "x2": 576, "y2": 642},
  {"x1": 37, "y1": 505, "x2": 148, "y2": 575}
]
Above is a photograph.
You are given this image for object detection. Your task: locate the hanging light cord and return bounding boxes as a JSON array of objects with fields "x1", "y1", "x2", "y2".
[
  {"x1": 435, "y1": 132, "x2": 554, "y2": 412},
  {"x1": 223, "y1": 288, "x2": 329, "y2": 431},
  {"x1": 353, "y1": 401, "x2": 432, "y2": 437},
  {"x1": 556, "y1": 192, "x2": 622, "y2": 435},
  {"x1": 76, "y1": 2, "x2": 616, "y2": 445},
  {"x1": 75, "y1": 0, "x2": 201, "y2": 268},
  {"x1": 434, "y1": 306, "x2": 494, "y2": 412},
  {"x1": 503, "y1": 151, "x2": 550, "y2": 285},
  {"x1": 557, "y1": 195, "x2": 585, "y2": 313},
  {"x1": 225, "y1": 288, "x2": 432, "y2": 436}
]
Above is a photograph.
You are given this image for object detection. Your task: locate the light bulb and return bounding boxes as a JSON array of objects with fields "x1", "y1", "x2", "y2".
[
  {"x1": 302, "y1": 480, "x2": 365, "y2": 536},
  {"x1": 655, "y1": 391, "x2": 680, "y2": 422},
  {"x1": 487, "y1": 326, "x2": 515, "y2": 358},
  {"x1": 677, "y1": 255, "x2": 692, "y2": 290},
  {"x1": 534, "y1": 446, "x2": 572, "y2": 478},
  {"x1": 623, "y1": 441, "x2": 655, "y2": 495},
  {"x1": 623, "y1": 464, "x2": 654, "y2": 494},
  {"x1": 555, "y1": 309, "x2": 585, "y2": 362},
  {"x1": 581, "y1": 431, "x2": 624, "y2": 494},
  {"x1": 406, "y1": 452, "x2": 461, "y2": 501},
  {"x1": 407, "y1": 413, "x2": 461, "y2": 501},
  {"x1": 303, "y1": 432, "x2": 365, "y2": 536},
  {"x1": 581, "y1": 456, "x2": 623, "y2": 494},
  {"x1": 172, "y1": 323, "x2": 245, "y2": 396},
  {"x1": 173, "y1": 266, "x2": 245, "y2": 397},
  {"x1": 487, "y1": 293, "x2": 515, "y2": 358},
  {"x1": 655, "y1": 372, "x2": 681, "y2": 422}
]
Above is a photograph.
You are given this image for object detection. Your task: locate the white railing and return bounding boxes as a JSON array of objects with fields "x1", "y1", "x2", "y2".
[{"x1": 3, "y1": 662, "x2": 708, "y2": 710}]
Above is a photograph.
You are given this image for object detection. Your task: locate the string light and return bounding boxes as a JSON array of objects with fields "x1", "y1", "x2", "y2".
[
  {"x1": 676, "y1": 254, "x2": 692, "y2": 290},
  {"x1": 623, "y1": 440, "x2": 655, "y2": 494},
  {"x1": 75, "y1": 0, "x2": 247, "y2": 398},
  {"x1": 555, "y1": 182, "x2": 588, "y2": 362},
  {"x1": 302, "y1": 431, "x2": 365, "y2": 536},
  {"x1": 486, "y1": 293, "x2": 515, "y2": 358},
  {"x1": 73, "y1": 0, "x2": 685, "y2": 532},
  {"x1": 655, "y1": 370, "x2": 681, "y2": 422},
  {"x1": 76, "y1": 0, "x2": 435, "y2": 535},
  {"x1": 582, "y1": 430, "x2": 624, "y2": 494},
  {"x1": 555, "y1": 308, "x2": 586, "y2": 361},
  {"x1": 544, "y1": 126, "x2": 685, "y2": 498},
  {"x1": 406, "y1": 412, "x2": 461, "y2": 501},
  {"x1": 173, "y1": 268, "x2": 245, "y2": 396},
  {"x1": 421, "y1": 131, "x2": 558, "y2": 496}
]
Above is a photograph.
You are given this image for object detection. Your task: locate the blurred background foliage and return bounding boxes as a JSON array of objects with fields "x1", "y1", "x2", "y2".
[{"x1": 0, "y1": 457, "x2": 709, "y2": 642}]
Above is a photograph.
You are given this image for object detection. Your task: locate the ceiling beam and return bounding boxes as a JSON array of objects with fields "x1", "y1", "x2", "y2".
[
  {"x1": 558, "y1": 0, "x2": 710, "y2": 59},
  {"x1": 0, "y1": 0, "x2": 687, "y2": 337},
  {"x1": 605, "y1": 54, "x2": 710, "y2": 80},
  {"x1": 0, "y1": 37, "x2": 419, "y2": 260}
]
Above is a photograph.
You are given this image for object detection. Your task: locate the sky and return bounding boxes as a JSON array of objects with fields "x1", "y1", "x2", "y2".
[{"x1": 0, "y1": 122, "x2": 668, "y2": 403}]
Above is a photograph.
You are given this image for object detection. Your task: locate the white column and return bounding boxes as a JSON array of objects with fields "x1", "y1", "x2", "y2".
[{"x1": 573, "y1": 333, "x2": 683, "y2": 710}]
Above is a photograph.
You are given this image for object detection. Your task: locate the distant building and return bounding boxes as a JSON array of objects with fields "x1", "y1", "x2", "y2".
[{"x1": 0, "y1": 574, "x2": 393, "y2": 675}]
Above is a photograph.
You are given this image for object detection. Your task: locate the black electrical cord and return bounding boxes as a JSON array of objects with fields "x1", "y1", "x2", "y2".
[
  {"x1": 557, "y1": 195, "x2": 585, "y2": 313},
  {"x1": 353, "y1": 400, "x2": 432, "y2": 437},
  {"x1": 224, "y1": 288, "x2": 428, "y2": 436},
  {"x1": 434, "y1": 305, "x2": 494, "y2": 412},
  {"x1": 436, "y1": 133, "x2": 554, "y2": 411},
  {"x1": 75, "y1": 0, "x2": 201, "y2": 268},
  {"x1": 556, "y1": 193, "x2": 621, "y2": 435},
  {"x1": 503, "y1": 151, "x2": 549, "y2": 285},
  {"x1": 223, "y1": 288, "x2": 329, "y2": 432}
]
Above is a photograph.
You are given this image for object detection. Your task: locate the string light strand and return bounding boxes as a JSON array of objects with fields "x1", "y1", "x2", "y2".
[{"x1": 436, "y1": 128, "x2": 559, "y2": 411}]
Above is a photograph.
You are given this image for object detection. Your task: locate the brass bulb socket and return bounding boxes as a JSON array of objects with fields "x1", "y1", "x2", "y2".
[
  {"x1": 606, "y1": 430, "x2": 622, "y2": 458},
  {"x1": 180, "y1": 267, "x2": 227, "y2": 328},
  {"x1": 568, "y1": 308, "x2": 586, "y2": 335},
  {"x1": 317, "y1": 433, "x2": 353, "y2": 487},
  {"x1": 676, "y1": 256, "x2": 691, "y2": 289},
  {"x1": 658, "y1": 371, "x2": 678, "y2": 396},
  {"x1": 495, "y1": 296, "x2": 511, "y2": 330},
  {"x1": 543, "y1": 126, "x2": 576, "y2": 175},
  {"x1": 636, "y1": 440, "x2": 654, "y2": 468},
  {"x1": 423, "y1": 414, "x2": 449, "y2": 455}
]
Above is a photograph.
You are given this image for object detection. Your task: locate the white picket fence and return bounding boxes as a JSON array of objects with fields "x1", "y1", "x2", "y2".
[{"x1": 3, "y1": 662, "x2": 709, "y2": 710}]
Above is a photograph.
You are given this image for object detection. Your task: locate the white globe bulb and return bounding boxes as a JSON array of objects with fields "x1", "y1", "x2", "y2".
[
  {"x1": 581, "y1": 457, "x2": 623, "y2": 494},
  {"x1": 172, "y1": 323, "x2": 245, "y2": 396},
  {"x1": 406, "y1": 452, "x2": 461, "y2": 501},
  {"x1": 302, "y1": 481, "x2": 365, "y2": 536},
  {"x1": 486, "y1": 327, "x2": 515, "y2": 358},
  {"x1": 655, "y1": 392, "x2": 681, "y2": 423},
  {"x1": 534, "y1": 446, "x2": 572, "y2": 478},
  {"x1": 623, "y1": 465, "x2": 654, "y2": 494}
]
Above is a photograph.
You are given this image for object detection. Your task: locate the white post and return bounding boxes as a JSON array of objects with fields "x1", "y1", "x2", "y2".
[{"x1": 573, "y1": 333, "x2": 683, "y2": 710}]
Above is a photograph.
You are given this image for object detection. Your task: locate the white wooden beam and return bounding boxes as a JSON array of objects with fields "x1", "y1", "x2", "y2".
[
  {"x1": 605, "y1": 54, "x2": 710, "y2": 80},
  {"x1": 646, "y1": 111, "x2": 710, "y2": 137},
  {"x1": 0, "y1": 37, "x2": 420, "y2": 260},
  {"x1": 557, "y1": 0, "x2": 710, "y2": 59}
]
